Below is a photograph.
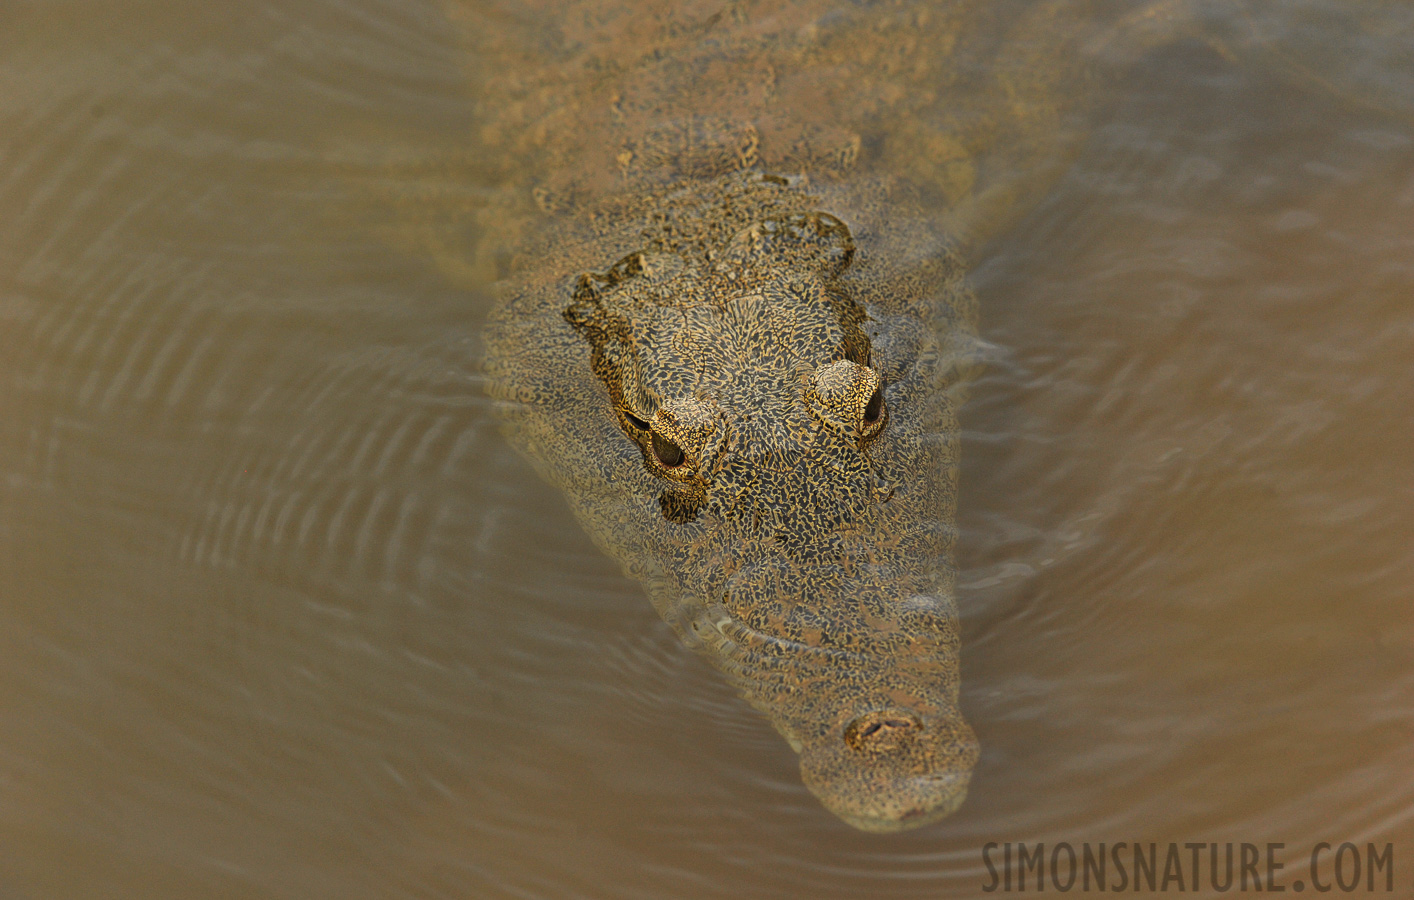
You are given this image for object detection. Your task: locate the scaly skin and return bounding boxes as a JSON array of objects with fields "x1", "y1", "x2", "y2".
[
  {"x1": 467, "y1": 0, "x2": 1150, "y2": 830},
  {"x1": 488, "y1": 171, "x2": 978, "y2": 831}
]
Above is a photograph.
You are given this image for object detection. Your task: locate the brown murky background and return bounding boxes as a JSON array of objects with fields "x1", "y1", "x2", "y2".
[{"x1": 2, "y1": 1, "x2": 1412, "y2": 898}]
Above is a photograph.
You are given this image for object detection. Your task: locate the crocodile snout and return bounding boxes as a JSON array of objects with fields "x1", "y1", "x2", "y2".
[{"x1": 799, "y1": 706, "x2": 979, "y2": 833}]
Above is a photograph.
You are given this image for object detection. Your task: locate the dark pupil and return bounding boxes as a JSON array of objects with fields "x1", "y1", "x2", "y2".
[
  {"x1": 863, "y1": 386, "x2": 884, "y2": 424},
  {"x1": 652, "y1": 433, "x2": 685, "y2": 467}
]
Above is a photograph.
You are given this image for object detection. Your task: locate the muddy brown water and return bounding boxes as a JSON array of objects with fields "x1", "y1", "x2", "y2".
[{"x1": 2, "y1": 1, "x2": 1412, "y2": 898}]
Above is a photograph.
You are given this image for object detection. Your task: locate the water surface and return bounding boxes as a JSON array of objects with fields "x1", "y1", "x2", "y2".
[{"x1": 1, "y1": 2, "x2": 1412, "y2": 898}]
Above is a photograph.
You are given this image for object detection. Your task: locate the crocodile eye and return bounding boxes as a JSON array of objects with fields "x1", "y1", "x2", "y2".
[
  {"x1": 624, "y1": 412, "x2": 649, "y2": 431},
  {"x1": 652, "y1": 432, "x2": 686, "y2": 468},
  {"x1": 863, "y1": 385, "x2": 885, "y2": 426}
]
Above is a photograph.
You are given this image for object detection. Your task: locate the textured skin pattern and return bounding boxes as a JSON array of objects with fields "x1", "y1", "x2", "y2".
[
  {"x1": 488, "y1": 169, "x2": 978, "y2": 830},
  {"x1": 437, "y1": 0, "x2": 1411, "y2": 833},
  {"x1": 468, "y1": 0, "x2": 1145, "y2": 831}
]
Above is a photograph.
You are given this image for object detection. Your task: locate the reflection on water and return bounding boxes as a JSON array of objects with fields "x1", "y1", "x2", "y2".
[{"x1": 1, "y1": 1, "x2": 1411, "y2": 897}]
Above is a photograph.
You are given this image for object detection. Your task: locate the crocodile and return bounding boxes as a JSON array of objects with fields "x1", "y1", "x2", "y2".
[
  {"x1": 453, "y1": 0, "x2": 1158, "y2": 833},
  {"x1": 426, "y1": 0, "x2": 1400, "y2": 831}
]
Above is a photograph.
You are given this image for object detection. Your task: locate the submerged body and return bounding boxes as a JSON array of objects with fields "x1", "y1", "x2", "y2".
[
  {"x1": 470, "y1": 0, "x2": 1113, "y2": 831},
  {"x1": 400, "y1": 0, "x2": 1414, "y2": 834},
  {"x1": 462, "y1": 0, "x2": 1158, "y2": 830}
]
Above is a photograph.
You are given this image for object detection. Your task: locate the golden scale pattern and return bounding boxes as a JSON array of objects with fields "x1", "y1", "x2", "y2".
[{"x1": 471, "y1": 0, "x2": 1168, "y2": 830}]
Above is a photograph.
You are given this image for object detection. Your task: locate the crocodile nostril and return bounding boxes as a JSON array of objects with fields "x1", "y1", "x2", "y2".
[{"x1": 844, "y1": 709, "x2": 923, "y2": 753}]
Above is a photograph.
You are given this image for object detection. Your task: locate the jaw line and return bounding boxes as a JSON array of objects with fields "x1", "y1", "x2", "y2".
[{"x1": 816, "y1": 772, "x2": 973, "y2": 833}]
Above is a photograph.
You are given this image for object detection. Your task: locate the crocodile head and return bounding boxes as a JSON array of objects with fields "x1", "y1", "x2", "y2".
[{"x1": 547, "y1": 203, "x2": 979, "y2": 831}]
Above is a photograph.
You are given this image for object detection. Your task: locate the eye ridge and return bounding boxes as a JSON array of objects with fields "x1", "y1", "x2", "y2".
[{"x1": 624, "y1": 411, "x2": 650, "y2": 431}]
